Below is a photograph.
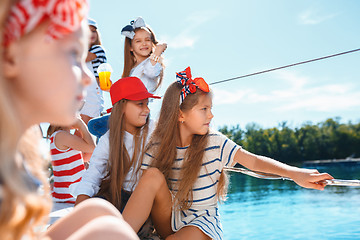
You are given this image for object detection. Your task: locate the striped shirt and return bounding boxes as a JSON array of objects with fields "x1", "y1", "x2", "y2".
[
  {"x1": 50, "y1": 131, "x2": 85, "y2": 204},
  {"x1": 142, "y1": 129, "x2": 241, "y2": 240},
  {"x1": 89, "y1": 45, "x2": 107, "y2": 78}
]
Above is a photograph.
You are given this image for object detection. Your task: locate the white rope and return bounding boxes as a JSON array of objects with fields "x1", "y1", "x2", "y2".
[{"x1": 224, "y1": 166, "x2": 360, "y2": 187}]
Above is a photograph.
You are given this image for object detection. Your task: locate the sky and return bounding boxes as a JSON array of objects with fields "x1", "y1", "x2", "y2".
[{"x1": 88, "y1": 0, "x2": 360, "y2": 130}]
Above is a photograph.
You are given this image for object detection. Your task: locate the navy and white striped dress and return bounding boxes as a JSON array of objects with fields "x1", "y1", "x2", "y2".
[
  {"x1": 142, "y1": 129, "x2": 241, "y2": 240},
  {"x1": 89, "y1": 45, "x2": 107, "y2": 78}
]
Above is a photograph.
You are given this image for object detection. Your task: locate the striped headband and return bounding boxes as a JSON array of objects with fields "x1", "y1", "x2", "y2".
[
  {"x1": 3, "y1": 0, "x2": 88, "y2": 46},
  {"x1": 176, "y1": 67, "x2": 209, "y2": 105}
]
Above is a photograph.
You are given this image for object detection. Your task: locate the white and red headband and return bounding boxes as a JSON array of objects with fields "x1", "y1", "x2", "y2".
[{"x1": 3, "y1": 0, "x2": 88, "y2": 46}]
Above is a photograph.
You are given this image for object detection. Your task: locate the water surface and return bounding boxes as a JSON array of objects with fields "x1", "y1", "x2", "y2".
[{"x1": 220, "y1": 163, "x2": 360, "y2": 240}]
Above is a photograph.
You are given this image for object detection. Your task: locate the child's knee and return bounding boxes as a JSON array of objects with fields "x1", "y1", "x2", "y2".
[
  {"x1": 76, "y1": 198, "x2": 121, "y2": 218},
  {"x1": 141, "y1": 168, "x2": 166, "y2": 188},
  {"x1": 74, "y1": 216, "x2": 138, "y2": 239},
  {"x1": 165, "y1": 234, "x2": 179, "y2": 240}
]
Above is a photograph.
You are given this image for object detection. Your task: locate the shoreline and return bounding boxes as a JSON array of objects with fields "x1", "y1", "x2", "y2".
[{"x1": 303, "y1": 157, "x2": 360, "y2": 165}]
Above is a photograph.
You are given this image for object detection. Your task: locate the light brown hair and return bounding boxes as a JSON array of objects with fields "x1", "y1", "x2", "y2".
[
  {"x1": 122, "y1": 27, "x2": 164, "y2": 91},
  {"x1": 145, "y1": 82, "x2": 228, "y2": 210},
  {"x1": 97, "y1": 99, "x2": 150, "y2": 209}
]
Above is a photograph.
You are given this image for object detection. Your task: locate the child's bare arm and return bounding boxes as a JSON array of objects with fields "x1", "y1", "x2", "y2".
[
  {"x1": 150, "y1": 42, "x2": 167, "y2": 65},
  {"x1": 86, "y1": 51, "x2": 96, "y2": 62},
  {"x1": 233, "y1": 148, "x2": 333, "y2": 190},
  {"x1": 72, "y1": 117, "x2": 95, "y2": 152},
  {"x1": 56, "y1": 118, "x2": 95, "y2": 153}
]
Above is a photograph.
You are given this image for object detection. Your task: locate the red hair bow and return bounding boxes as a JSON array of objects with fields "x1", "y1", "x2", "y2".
[{"x1": 176, "y1": 67, "x2": 209, "y2": 105}]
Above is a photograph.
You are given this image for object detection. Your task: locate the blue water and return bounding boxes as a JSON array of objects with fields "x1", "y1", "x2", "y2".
[{"x1": 220, "y1": 163, "x2": 360, "y2": 240}]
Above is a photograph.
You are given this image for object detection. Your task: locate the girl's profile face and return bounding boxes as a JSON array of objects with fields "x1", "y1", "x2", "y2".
[
  {"x1": 89, "y1": 25, "x2": 98, "y2": 45},
  {"x1": 6, "y1": 20, "x2": 92, "y2": 128},
  {"x1": 180, "y1": 94, "x2": 214, "y2": 136},
  {"x1": 124, "y1": 99, "x2": 150, "y2": 134},
  {"x1": 130, "y1": 29, "x2": 153, "y2": 62}
]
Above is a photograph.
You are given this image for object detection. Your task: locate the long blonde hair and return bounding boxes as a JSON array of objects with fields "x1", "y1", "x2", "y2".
[
  {"x1": 97, "y1": 100, "x2": 150, "y2": 209},
  {"x1": 0, "y1": 1, "x2": 50, "y2": 238},
  {"x1": 145, "y1": 82, "x2": 228, "y2": 210},
  {"x1": 122, "y1": 27, "x2": 164, "y2": 90},
  {"x1": 0, "y1": 125, "x2": 51, "y2": 240}
]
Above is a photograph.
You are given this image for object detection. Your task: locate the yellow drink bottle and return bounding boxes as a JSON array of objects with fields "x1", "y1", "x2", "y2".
[
  {"x1": 97, "y1": 63, "x2": 113, "y2": 91},
  {"x1": 99, "y1": 71, "x2": 112, "y2": 91}
]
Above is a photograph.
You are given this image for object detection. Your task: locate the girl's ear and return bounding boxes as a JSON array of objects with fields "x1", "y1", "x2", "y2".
[
  {"x1": 2, "y1": 42, "x2": 20, "y2": 79},
  {"x1": 178, "y1": 110, "x2": 185, "y2": 123}
]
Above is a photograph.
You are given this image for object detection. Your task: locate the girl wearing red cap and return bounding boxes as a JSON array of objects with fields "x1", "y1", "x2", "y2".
[
  {"x1": 121, "y1": 67, "x2": 333, "y2": 240},
  {"x1": 0, "y1": 0, "x2": 137, "y2": 239},
  {"x1": 72, "y1": 76, "x2": 161, "y2": 238}
]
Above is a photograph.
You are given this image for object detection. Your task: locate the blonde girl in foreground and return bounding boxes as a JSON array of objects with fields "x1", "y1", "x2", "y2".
[
  {"x1": 0, "y1": 0, "x2": 137, "y2": 239},
  {"x1": 122, "y1": 67, "x2": 334, "y2": 240}
]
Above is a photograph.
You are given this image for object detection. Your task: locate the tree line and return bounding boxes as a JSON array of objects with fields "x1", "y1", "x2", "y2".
[{"x1": 218, "y1": 118, "x2": 360, "y2": 163}]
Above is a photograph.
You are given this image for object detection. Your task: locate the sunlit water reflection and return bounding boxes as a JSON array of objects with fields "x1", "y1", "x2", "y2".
[{"x1": 220, "y1": 163, "x2": 360, "y2": 240}]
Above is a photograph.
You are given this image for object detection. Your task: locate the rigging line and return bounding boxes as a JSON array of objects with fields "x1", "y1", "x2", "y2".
[
  {"x1": 209, "y1": 48, "x2": 360, "y2": 86},
  {"x1": 223, "y1": 166, "x2": 360, "y2": 187}
]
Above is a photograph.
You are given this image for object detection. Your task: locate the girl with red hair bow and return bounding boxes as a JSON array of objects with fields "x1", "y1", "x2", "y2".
[{"x1": 121, "y1": 67, "x2": 333, "y2": 240}]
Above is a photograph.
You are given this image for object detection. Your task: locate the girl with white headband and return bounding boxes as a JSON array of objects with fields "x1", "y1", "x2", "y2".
[
  {"x1": 87, "y1": 16, "x2": 167, "y2": 138},
  {"x1": 121, "y1": 16, "x2": 167, "y2": 94}
]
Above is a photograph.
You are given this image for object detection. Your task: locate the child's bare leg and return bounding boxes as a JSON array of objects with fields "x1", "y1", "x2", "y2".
[
  {"x1": 122, "y1": 168, "x2": 173, "y2": 238},
  {"x1": 65, "y1": 215, "x2": 138, "y2": 240},
  {"x1": 46, "y1": 198, "x2": 137, "y2": 240},
  {"x1": 166, "y1": 226, "x2": 211, "y2": 240}
]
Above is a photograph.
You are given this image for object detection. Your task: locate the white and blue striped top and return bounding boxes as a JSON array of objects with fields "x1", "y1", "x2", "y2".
[
  {"x1": 89, "y1": 45, "x2": 107, "y2": 78},
  {"x1": 142, "y1": 129, "x2": 241, "y2": 240}
]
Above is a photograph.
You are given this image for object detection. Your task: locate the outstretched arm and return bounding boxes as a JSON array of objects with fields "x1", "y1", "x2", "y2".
[{"x1": 233, "y1": 148, "x2": 333, "y2": 190}]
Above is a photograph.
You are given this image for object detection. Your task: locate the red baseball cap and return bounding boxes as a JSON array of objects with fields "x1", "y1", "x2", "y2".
[{"x1": 110, "y1": 77, "x2": 161, "y2": 105}]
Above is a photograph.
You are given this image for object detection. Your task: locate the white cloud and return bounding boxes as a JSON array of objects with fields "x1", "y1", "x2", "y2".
[
  {"x1": 213, "y1": 70, "x2": 360, "y2": 113},
  {"x1": 298, "y1": 9, "x2": 338, "y2": 25},
  {"x1": 161, "y1": 34, "x2": 199, "y2": 49},
  {"x1": 213, "y1": 88, "x2": 254, "y2": 104},
  {"x1": 159, "y1": 10, "x2": 218, "y2": 49},
  {"x1": 275, "y1": 91, "x2": 360, "y2": 112}
]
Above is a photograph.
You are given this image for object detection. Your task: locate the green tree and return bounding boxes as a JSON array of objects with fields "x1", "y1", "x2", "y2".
[{"x1": 219, "y1": 118, "x2": 360, "y2": 163}]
